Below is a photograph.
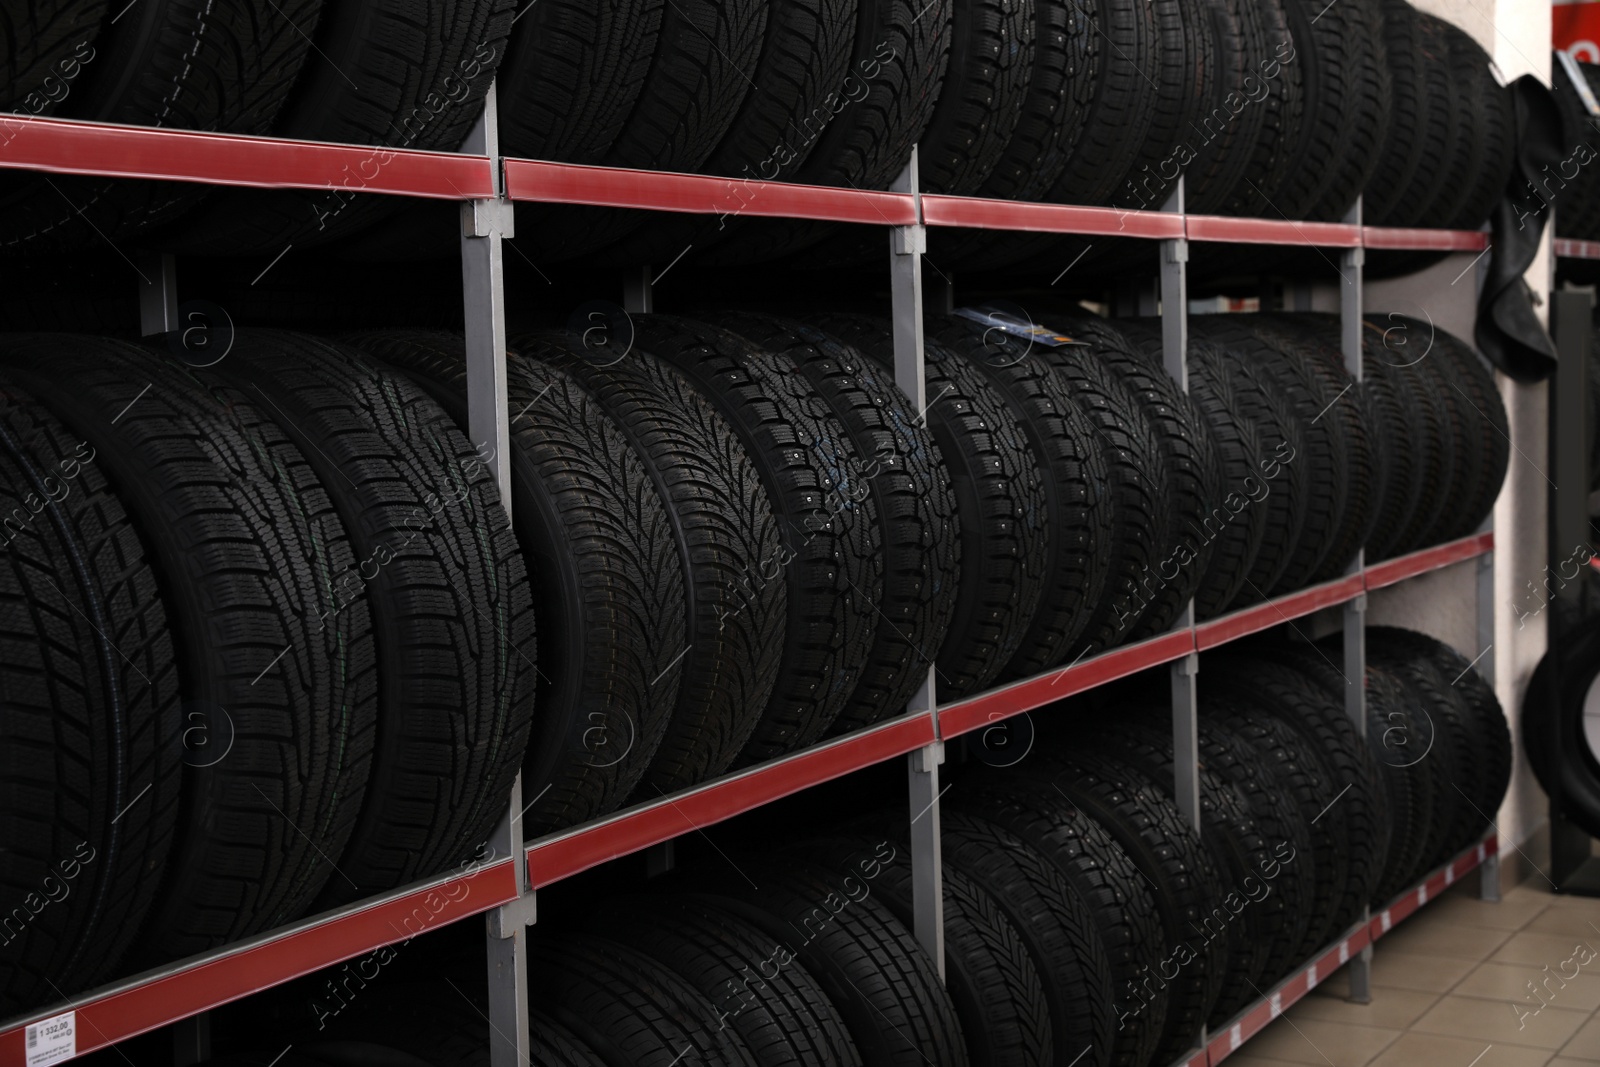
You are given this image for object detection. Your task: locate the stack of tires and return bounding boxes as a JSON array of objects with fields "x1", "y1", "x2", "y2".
[
  {"x1": 1, "y1": 0, "x2": 1511, "y2": 263},
  {"x1": 223, "y1": 626, "x2": 1509, "y2": 1067},
  {"x1": 0, "y1": 332, "x2": 537, "y2": 1010}
]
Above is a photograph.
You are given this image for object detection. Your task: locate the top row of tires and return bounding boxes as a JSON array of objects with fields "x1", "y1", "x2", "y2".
[{"x1": 1, "y1": 0, "x2": 1511, "y2": 260}]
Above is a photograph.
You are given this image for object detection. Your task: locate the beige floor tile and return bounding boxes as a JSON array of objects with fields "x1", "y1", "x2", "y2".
[
  {"x1": 1212, "y1": 1057, "x2": 1312, "y2": 1067},
  {"x1": 1549, "y1": 1060, "x2": 1600, "y2": 1066},
  {"x1": 1368, "y1": 949, "x2": 1482, "y2": 992},
  {"x1": 1560, "y1": 1018, "x2": 1600, "y2": 1060},
  {"x1": 1452, "y1": 961, "x2": 1600, "y2": 1013},
  {"x1": 1426, "y1": 894, "x2": 1554, "y2": 931},
  {"x1": 1494, "y1": 933, "x2": 1600, "y2": 969},
  {"x1": 1367, "y1": 1033, "x2": 1550, "y2": 1067},
  {"x1": 1411, "y1": 994, "x2": 1590, "y2": 1050},
  {"x1": 1382, "y1": 918, "x2": 1516, "y2": 961},
  {"x1": 1523, "y1": 908, "x2": 1600, "y2": 939},
  {"x1": 1290, "y1": 987, "x2": 1442, "y2": 1029},
  {"x1": 1234, "y1": 1016, "x2": 1401, "y2": 1065}
]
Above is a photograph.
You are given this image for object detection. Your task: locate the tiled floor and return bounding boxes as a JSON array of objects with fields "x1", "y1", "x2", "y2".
[{"x1": 1219, "y1": 879, "x2": 1600, "y2": 1066}]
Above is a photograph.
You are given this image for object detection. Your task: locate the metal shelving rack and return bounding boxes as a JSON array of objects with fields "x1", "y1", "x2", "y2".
[{"x1": 0, "y1": 103, "x2": 1504, "y2": 1067}]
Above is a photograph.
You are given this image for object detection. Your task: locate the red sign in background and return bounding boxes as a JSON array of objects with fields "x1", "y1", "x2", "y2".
[{"x1": 1556, "y1": 0, "x2": 1600, "y2": 62}]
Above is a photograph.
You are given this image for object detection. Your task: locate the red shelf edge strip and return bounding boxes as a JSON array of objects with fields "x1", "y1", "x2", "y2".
[
  {"x1": 0, "y1": 859, "x2": 519, "y2": 1064},
  {"x1": 0, "y1": 116, "x2": 493, "y2": 198},
  {"x1": 0, "y1": 117, "x2": 1509, "y2": 246},
  {"x1": 1363, "y1": 532, "x2": 1494, "y2": 592},
  {"x1": 920, "y1": 195, "x2": 1184, "y2": 239},
  {"x1": 1186, "y1": 215, "x2": 1361, "y2": 247},
  {"x1": 524, "y1": 712, "x2": 937, "y2": 889},
  {"x1": 1195, "y1": 575, "x2": 1366, "y2": 651},
  {"x1": 1362, "y1": 227, "x2": 1488, "y2": 252},
  {"x1": 937, "y1": 630, "x2": 1196, "y2": 739},
  {"x1": 502, "y1": 159, "x2": 917, "y2": 225}
]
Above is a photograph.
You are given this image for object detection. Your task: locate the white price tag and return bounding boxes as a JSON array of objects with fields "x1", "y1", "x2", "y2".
[{"x1": 24, "y1": 1012, "x2": 75, "y2": 1067}]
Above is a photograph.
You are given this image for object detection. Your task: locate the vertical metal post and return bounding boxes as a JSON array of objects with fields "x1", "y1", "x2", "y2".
[
  {"x1": 1156, "y1": 178, "x2": 1201, "y2": 834},
  {"x1": 462, "y1": 83, "x2": 532, "y2": 1067},
  {"x1": 1159, "y1": 178, "x2": 1188, "y2": 389},
  {"x1": 138, "y1": 252, "x2": 178, "y2": 337},
  {"x1": 891, "y1": 147, "x2": 944, "y2": 977},
  {"x1": 1342, "y1": 195, "x2": 1375, "y2": 1002},
  {"x1": 623, "y1": 266, "x2": 654, "y2": 314}
]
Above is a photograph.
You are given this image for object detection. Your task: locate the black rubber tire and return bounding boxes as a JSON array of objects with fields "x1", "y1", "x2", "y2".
[
  {"x1": 926, "y1": 0, "x2": 1100, "y2": 266},
  {"x1": 1256, "y1": 313, "x2": 1376, "y2": 582},
  {"x1": 1175, "y1": 338, "x2": 1280, "y2": 616},
  {"x1": 581, "y1": 0, "x2": 862, "y2": 266},
  {"x1": 989, "y1": 316, "x2": 1165, "y2": 656},
  {"x1": 975, "y1": 0, "x2": 1097, "y2": 202},
  {"x1": 632, "y1": 316, "x2": 882, "y2": 763},
  {"x1": 160, "y1": 0, "x2": 515, "y2": 254},
  {"x1": 511, "y1": 331, "x2": 787, "y2": 798},
  {"x1": 1194, "y1": 704, "x2": 1321, "y2": 976},
  {"x1": 1025, "y1": 746, "x2": 1225, "y2": 1064},
  {"x1": 1364, "y1": 0, "x2": 1434, "y2": 224},
  {"x1": 811, "y1": 315, "x2": 1049, "y2": 701},
  {"x1": 1427, "y1": 322, "x2": 1509, "y2": 541},
  {"x1": 560, "y1": 0, "x2": 774, "y2": 257},
  {"x1": 1183, "y1": 0, "x2": 1272, "y2": 213},
  {"x1": 678, "y1": 854, "x2": 970, "y2": 1067},
  {"x1": 599, "y1": 895, "x2": 864, "y2": 1067},
  {"x1": 1523, "y1": 615, "x2": 1600, "y2": 847},
  {"x1": 1360, "y1": 662, "x2": 1436, "y2": 902},
  {"x1": 1362, "y1": 313, "x2": 1456, "y2": 557},
  {"x1": 496, "y1": 1, "x2": 662, "y2": 165},
  {"x1": 916, "y1": 0, "x2": 1036, "y2": 196},
  {"x1": 1554, "y1": 60, "x2": 1600, "y2": 241},
  {"x1": 1356, "y1": 320, "x2": 1423, "y2": 562},
  {"x1": 531, "y1": 932, "x2": 760, "y2": 1067},
  {"x1": 530, "y1": 1012, "x2": 610, "y2": 1067},
  {"x1": 928, "y1": 316, "x2": 1112, "y2": 677},
  {"x1": 1216, "y1": 0, "x2": 1302, "y2": 217},
  {"x1": 1050, "y1": 0, "x2": 1158, "y2": 209},
  {"x1": 1271, "y1": 0, "x2": 1390, "y2": 220},
  {"x1": 0, "y1": 0, "x2": 107, "y2": 112},
  {"x1": 935, "y1": 811, "x2": 1115, "y2": 1067},
  {"x1": 218, "y1": 331, "x2": 535, "y2": 904},
  {"x1": 1111, "y1": 0, "x2": 1216, "y2": 213},
  {"x1": 712, "y1": 314, "x2": 958, "y2": 734},
  {"x1": 789, "y1": 0, "x2": 1038, "y2": 267},
  {"x1": 346, "y1": 330, "x2": 685, "y2": 836},
  {"x1": 1, "y1": 334, "x2": 378, "y2": 961},
  {"x1": 950, "y1": 773, "x2": 1166, "y2": 1067},
  {"x1": 1082, "y1": 718, "x2": 1286, "y2": 1022},
  {"x1": 1090, "y1": 318, "x2": 1225, "y2": 636},
  {"x1": 790, "y1": 832, "x2": 1058, "y2": 1067},
  {"x1": 0, "y1": 383, "x2": 181, "y2": 1009},
  {"x1": 1222, "y1": 645, "x2": 1389, "y2": 935},
  {"x1": 0, "y1": 0, "x2": 323, "y2": 253},
  {"x1": 1366, "y1": 637, "x2": 1486, "y2": 858},
  {"x1": 1191, "y1": 316, "x2": 1346, "y2": 594},
  {"x1": 1441, "y1": 25, "x2": 1515, "y2": 229},
  {"x1": 1375, "y1": 627, "x2": 1511, "y2": 824},
  {"x1": 693, "y1": 0, "x2": 953, "y2": 265}
]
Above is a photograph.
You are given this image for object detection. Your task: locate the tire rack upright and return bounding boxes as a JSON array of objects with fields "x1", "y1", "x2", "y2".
[{"x1": 0, "y1": 84, "x2": 1505, "y2": 1067}]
